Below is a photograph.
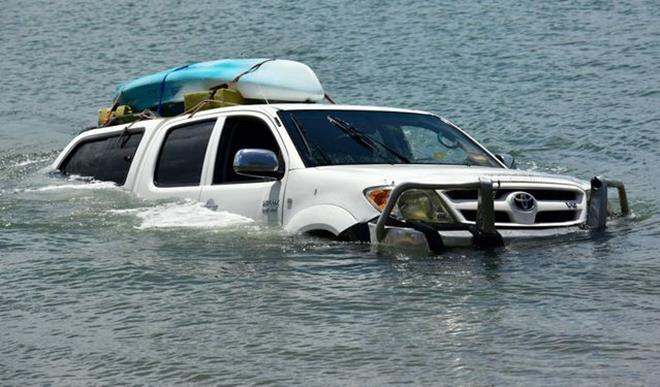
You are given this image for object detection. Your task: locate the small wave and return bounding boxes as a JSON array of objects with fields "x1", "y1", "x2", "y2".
[
  {"x1": 13, "y1": 157, "x2": 51, "y2": 167},
  {"x1": 110, "y1": 200, "x2": 254, "y2": 230}
]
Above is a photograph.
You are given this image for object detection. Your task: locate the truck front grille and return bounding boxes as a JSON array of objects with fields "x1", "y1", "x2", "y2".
[
  {"x1": 535, "y1": 210, "x2": 578, "y2": 223},
  {"x1": 441, "y1": 185, "x2": 586, "y2": 227}
]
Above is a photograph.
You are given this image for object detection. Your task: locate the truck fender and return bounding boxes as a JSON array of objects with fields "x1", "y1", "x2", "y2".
[{"x1": 285, "y1": 205, "x2": 357, "y2": 236}]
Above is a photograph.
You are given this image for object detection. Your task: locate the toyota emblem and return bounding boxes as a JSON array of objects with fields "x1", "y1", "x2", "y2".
[{"x1": 512, "y1": 192, "x2": 537, "y2": 212}]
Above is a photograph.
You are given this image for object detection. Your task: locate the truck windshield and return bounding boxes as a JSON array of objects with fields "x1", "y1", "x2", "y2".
[{"x1": 278, "y1": 110, "x2": 502, "y2": 168}]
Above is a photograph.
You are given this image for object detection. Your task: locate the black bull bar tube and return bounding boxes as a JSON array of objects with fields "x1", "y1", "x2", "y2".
[
  {"x1": 587, "y1": 176, "x2": 629, "y2": 229},
  {"x1": 373, "y1": 176, "x2": 629, "y2": 251},
  {"x1": 374, "y1": 178, "x2": 503, "y2": 249}
]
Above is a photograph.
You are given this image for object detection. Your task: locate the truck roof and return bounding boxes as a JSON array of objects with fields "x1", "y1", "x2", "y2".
[
  {"x1": 85, "y1": 103, "x2": 438, "y2": 136},
  {"x1": 188, "y1": 103, "x2": 436, "y2": 117}
]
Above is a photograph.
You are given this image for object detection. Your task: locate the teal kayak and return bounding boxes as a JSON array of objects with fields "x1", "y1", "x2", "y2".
[{"x1": 114, "y1": 58, "x2": 325, "y2": 113}]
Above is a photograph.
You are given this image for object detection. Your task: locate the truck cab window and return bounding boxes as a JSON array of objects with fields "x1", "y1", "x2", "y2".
[
  {"x1": 213, "y1": 116, "x2": 283, "y2": 184},
  {"x1": 154, "y1": 120, "x2": 215, "y2": 187},
  {"x1": 59, "y1": 130, "x2": 144, "y2": 185}
]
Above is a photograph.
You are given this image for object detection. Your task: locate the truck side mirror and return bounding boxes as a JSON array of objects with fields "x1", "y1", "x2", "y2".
[
  {"x1": 233, "y1": 148, "x2": 281, "y2": 179},
  {"x1": 495, "y1": 153, "x2": 516, "y2": 169}
]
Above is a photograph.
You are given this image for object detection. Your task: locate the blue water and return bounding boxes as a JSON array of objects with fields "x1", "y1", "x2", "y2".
[{"x1": 1, "y1": 0, "x2": 660, "y2": 384}]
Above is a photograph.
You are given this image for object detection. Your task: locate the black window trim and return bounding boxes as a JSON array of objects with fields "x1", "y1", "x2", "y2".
[
  {"x1": 276, "y1": 109, "x2": 503, "y2": 169},
  {"x1": 153, "y1": 118, "x2": 217, "y2": 188},
  {"x1": 58, "y1": 127, "x2": 146, "y2": 185}
]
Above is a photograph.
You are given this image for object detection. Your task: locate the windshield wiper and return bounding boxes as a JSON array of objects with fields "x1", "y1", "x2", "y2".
[
  {"x1": 291, "y1": 116, "x2": 331, "y2": 165},
  {"x1": 326, "y1": 115, "x2": 410, "y2": 163}
]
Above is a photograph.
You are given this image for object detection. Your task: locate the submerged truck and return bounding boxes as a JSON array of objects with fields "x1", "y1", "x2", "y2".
[{"x1": 52, "y1": 103, "x2": 629, "y2": 253}]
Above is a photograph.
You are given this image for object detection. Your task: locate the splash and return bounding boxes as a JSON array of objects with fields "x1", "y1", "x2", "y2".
[
  {"x1": 521, "y1": 160, "x2": 568, "y2": 174},
  {"x1": 111, "y1": 200, "x2": 254, "y2": 230}
]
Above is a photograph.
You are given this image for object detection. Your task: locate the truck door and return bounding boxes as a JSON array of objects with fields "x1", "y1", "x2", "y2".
[
  {"x1": 199, "y1": 113, "x2": 288, "y2": 224},
  {"x1": 135, "y1": 117, "x2": 218, "y2": 202}
]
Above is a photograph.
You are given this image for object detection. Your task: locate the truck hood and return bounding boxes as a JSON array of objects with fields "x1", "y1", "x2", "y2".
[{"x1": 308, "y1": 164, "x2": 589, "y2": 189}]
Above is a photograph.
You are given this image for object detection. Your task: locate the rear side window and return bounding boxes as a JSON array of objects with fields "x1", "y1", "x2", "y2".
[
  {"x1": 60, "y1": 130, "x2": 144, "y2": 185},
  {"x1": 154, "y1": 120, "x2": 215, "y2": 187}
]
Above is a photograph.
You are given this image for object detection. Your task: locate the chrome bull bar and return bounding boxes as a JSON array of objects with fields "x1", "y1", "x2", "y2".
[
  {"x1": 374, "y1": 178, "x2": 503, "y2": 248},
  {"x1": 586, "y1": 176, "x2": 630, "y2": 229}
]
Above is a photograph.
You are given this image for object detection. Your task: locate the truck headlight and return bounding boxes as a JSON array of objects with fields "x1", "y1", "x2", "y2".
[{"x1": 365, "y1": 188, "x2": 454, "y2": 224}]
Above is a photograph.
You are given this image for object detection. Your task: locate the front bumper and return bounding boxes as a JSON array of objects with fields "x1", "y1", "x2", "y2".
[
  {"x1": 368, "y1": 223, "x2": 587, "y2": 251},
  {"x1": 369, "y1": 176, "x2": 629, "y2": 253}
]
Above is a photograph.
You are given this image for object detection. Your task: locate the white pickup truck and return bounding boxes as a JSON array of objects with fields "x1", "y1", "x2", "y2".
[{"x1": 52, "y1": 104, "x2": 628, "y2": 253}]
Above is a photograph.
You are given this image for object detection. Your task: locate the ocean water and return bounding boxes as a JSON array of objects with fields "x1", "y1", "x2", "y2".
[{"x1": 1, "y1": 0, "x2": 660, "y2": 384}]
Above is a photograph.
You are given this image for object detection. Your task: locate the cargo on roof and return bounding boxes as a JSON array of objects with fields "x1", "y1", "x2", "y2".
[{"x1": 98, "y1": 58, "x2": 326, "y2": 126}]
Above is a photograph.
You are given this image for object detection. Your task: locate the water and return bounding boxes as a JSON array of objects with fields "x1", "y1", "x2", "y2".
[{"x1": 1, "y1": 0, "x2": 660, "y2": 384}]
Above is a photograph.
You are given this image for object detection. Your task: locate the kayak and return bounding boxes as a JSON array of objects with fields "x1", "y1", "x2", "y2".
[{"x1": 114, "y1": 58, "x2": 325, "y2": 113}]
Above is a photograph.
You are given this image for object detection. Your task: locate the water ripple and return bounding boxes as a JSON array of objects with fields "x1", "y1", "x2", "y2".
[{"x1": 1, "y1": 0, "x2": 660, "y2": 385}]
